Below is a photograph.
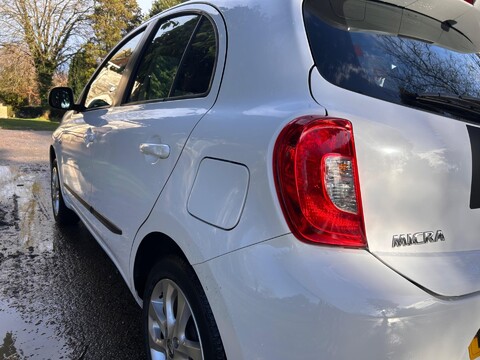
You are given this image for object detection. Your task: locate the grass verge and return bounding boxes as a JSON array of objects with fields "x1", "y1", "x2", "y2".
[{"x1": 0, "y1": 118, "x2": 59, "y2": 131}]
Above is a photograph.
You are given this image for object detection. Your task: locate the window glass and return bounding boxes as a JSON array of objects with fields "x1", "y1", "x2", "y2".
[
  {"x1": 129, "y1": 15, "x2": 200, "y2": 102},
  {"x1": 171, "y1": 17, "x2": 217, "y2": 97},
  {"x1": 304, "y1": 0, "x2": 480, "y2": 122},
  {"x1": 85, "y1": 32, "x2": 143, "y2": 109}
]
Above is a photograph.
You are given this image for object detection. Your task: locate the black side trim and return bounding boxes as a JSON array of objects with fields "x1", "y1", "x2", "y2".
[
  {"x1": 468, "y1": 125, "x2": 480, "y2": 209},
  {"x1": 64, "y1": 183, "x2": 89, "y2": 209},
  {"x1": 63, "y1": 183, "x2": 123, "y2": 235}
]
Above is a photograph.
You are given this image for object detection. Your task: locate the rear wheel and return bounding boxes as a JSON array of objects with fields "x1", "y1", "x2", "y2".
[
  {"x1": 51, "y1": 159, "x2": 78, "y2": 225},
  {"x1": 143, "y1": 256, "x2": 226, "y2": 360}
]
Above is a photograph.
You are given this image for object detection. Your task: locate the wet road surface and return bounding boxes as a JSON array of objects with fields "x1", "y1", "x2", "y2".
[{"x1": 0, "y1": 130, "x2": 145, "y2": 359}]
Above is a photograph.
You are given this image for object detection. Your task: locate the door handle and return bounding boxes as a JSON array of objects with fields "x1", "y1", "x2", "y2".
[{"x1": 139, "y1": 143, "x2": 170, "y2": 159}]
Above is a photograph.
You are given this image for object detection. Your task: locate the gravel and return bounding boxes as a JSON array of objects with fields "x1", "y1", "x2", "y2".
[{"x1": 0, "y1": 129, "x2": 52, "y2": 165}]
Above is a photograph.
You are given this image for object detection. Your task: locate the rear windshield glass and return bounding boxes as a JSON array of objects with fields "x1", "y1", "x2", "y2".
[{"x1": 304, "y1": 0, "x2": 480, "y2": 122}]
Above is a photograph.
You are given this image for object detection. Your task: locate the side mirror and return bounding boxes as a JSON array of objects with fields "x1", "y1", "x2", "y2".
[{"x1": 49, "y1": 87, "x2": 84, "y2": 112}]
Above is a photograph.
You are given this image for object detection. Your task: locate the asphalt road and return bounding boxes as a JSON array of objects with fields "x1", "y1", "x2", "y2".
[{"x1": 0, "y1": 130, "x2": 145, "y2": 359}]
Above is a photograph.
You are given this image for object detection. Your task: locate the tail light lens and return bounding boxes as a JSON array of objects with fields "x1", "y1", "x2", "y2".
[{"x1": 273, "y1": 116, "x2": 367, "y2": 248}]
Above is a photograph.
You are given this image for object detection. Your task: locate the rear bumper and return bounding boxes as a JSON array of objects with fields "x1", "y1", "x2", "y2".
[{"x1": 195, "y1": 233, "x2": 480, "y2": 359}]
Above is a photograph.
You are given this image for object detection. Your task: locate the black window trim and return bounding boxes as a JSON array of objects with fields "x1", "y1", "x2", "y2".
[{"x1": 122, "y1": 11, "x2": 219, "y2": 106}]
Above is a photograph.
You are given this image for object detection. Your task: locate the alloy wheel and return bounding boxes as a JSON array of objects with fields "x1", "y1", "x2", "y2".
[
  {"x1": 148, "y1": 279, "x2": 203, "y2": 360},
  {"x1": 51, "y1": 166, "x2": 60, "y2": 217}
]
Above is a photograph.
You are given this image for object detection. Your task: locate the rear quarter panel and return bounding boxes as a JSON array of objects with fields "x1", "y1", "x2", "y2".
[{"x1": 310, "y1": 69, "x2": 480, "y2": 296}]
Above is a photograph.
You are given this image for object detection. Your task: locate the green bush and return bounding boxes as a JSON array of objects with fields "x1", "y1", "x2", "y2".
[{"x1": 16, "y1": 106, "x2": 44, "y2": 119}]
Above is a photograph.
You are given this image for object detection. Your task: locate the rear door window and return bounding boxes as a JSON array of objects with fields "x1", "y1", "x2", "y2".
[
  {"x1": 127, "y1": 14, "x2": 217, "y2": 103},
  {"x1": 172, "y1": 17, "x2": 217, "y2": 97}
]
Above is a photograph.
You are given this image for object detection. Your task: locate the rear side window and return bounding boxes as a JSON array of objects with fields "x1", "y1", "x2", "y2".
[
  {"x1": 172, "y1": 17, "x2": 216, "y2": 97},
  {"x1": 128, "y1": 14, "x2": 217, "y2": 103},
  {"x1": 129, "y1": 15, "x2": 199, "y2": 102},
  {"x1": 303, "y1": 0, "x2": 480, "y2": 122}
]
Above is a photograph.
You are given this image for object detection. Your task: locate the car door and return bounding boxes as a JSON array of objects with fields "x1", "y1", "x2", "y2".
[
  {"x1": 62, "y1": 28, "x2": 146, "y2": 227},
  {"x1": 87, "y1": 6, "x2": 226, "y2": 273},
  {"x1": 56, "y1": 111, "x2": 93, "y2": 212}
]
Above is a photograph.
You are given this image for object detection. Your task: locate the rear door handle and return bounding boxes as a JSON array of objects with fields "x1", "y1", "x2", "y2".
[{"x1": 139, "y1": 143, "x2": 170, "y2": 159}]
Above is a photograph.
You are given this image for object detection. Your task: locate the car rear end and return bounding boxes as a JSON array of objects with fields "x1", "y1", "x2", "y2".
[
  {"x1": 305, "y1": 0, "x2": 480, "y2": 356},
  {"x1": 193, "y1": 0, "x2": 480, "y2": 358},
  {"x1": 304, "y1": 0, "x2": 480, "y2": 304}
]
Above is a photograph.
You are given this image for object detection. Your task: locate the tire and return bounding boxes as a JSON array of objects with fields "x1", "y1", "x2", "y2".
[
  {"x1": 143, "y1": 256, "x2": 226, "y2": 360},
  {"x1": 51, "y1": 159, "x2": 78, "y2": 225}
]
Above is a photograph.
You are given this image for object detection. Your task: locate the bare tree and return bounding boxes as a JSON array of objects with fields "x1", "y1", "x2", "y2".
[
  {"x1": 0, "y1": 43, "x2": 38, "y2": 106},
  {"x1": 378, "y1": 37, "x2": 480, "y2": 97},
  {"x1": 0, "y1": 0, "x2": 93, "y2": 105}
]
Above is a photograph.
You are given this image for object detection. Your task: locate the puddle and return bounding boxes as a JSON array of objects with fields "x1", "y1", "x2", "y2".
[
  {"x1": 0, "y1": 165, "x2": 54, "y2": 257},
  {"x1": 0, "y1": 165, "x2": 74, "y2": 359},
  {"x1": 0, "y1": 164, "x2": 144, "y2": 359},
  {"x1": 0, "y1": 299, "x2": 70, "y2": 359}
]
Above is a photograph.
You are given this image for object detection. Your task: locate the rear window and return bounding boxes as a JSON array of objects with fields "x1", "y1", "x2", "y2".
[{"x1": 304, "y1": 0, "x2": 480, "y2": 122}]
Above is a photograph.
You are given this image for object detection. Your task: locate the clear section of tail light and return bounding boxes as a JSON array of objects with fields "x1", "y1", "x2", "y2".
[
  {"x1": 324, "y1": 156, "x2": 358, "y2": 214},
  {"x1": 273, "y1": 116, "x2": 366, "y2": 248}
]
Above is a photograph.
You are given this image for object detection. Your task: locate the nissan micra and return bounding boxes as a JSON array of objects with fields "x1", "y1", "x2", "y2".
[{"x1": 49, "y1": 0, "x2": 480, "y2": 358}]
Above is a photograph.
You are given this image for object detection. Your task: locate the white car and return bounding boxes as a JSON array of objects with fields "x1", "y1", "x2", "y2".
[{"x1": 49, "y1": 0, "x2": 480, "y2": 358}]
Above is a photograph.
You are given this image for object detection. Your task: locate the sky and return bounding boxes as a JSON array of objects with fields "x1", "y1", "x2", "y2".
[{"x1": 138, "y1": 0, "x2": 154, "y2": 14}]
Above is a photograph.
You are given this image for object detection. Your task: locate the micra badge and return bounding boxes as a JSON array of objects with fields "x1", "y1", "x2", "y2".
[{"x1": 392, "y1": 230, "x2": 445, "y2": 248}]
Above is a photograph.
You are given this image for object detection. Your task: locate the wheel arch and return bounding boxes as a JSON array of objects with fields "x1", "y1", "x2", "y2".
[{"x1": 133, "y1": 232, "x2": 190, "y2": 300}]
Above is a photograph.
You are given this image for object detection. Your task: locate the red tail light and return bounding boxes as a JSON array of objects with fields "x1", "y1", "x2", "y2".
[{"x1": 273, "y1": 116, "x2": 367, "y2": 248}]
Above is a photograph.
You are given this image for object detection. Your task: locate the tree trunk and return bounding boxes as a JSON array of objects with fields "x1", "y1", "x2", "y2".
[{"x1": 34, "y1": 58, "x2": 56, "y2": 107}]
